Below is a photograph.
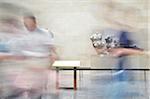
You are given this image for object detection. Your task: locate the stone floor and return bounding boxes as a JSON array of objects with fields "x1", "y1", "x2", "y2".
[
  {"x1": 42, "y1": 70, "x2": 149, "y2": 99},
  {"x1": 0, "y1": 70, "x2": 149, "y2": 99}
]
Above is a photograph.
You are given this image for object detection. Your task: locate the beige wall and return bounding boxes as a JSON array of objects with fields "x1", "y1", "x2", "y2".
[{"x1": 2, "y1": 0, "x2": 149, "y2": 67}]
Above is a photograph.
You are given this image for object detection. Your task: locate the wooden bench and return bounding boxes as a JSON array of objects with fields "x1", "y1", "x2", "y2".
[
  {"x1": 52, "y1": 60, "x2": 150, "y2": 91},
  {"x1": 52, "y1": 60, "x2": 81, "y2": 90}
]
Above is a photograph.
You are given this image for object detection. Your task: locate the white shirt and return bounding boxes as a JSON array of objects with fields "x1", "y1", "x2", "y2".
[
  {"x1": 16, "y1": 27, "x2": 54, "y2": 57},
  {"x1": 0, "y1": 27, "x2": 54, "y2": 57}
]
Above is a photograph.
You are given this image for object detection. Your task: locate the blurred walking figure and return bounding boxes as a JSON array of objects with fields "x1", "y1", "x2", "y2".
[
  {"x1": 23, "y1": 15, "x2": 58, "y2": 66},
  {"x1": 91, "y1": 28, "x2": 144, "y2": 81},
  {"x1": 0, "y1": 2, "x2": 57, "y2": 99},
  {"x1": 91, "y1": 28, "x2": 145, "y2": 99}
]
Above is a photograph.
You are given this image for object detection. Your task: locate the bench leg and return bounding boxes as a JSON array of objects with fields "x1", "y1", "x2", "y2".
[
  {"x1": 74, "y1": 67, "x2": 77, "y2": 90},
  {"x1": 56, "y1": 67, "x2": 59, "y2": 89}
]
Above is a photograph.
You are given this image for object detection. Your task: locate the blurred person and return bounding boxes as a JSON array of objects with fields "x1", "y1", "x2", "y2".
[
  {"x1": 0, "y1": 2, "x2": 29, "y2": 99},
  {"x1": 10, "y1": 15, "x2": 58, "y2": 98},
  {"x1": 91, "y1": 28, "x2": 146, "y2": 99},
  {"x1": 23, "y1": 15, "x2": 58, "y2": 66},
  {"x1": 91, "y1": 28, "x2": 144, "y2": 81},
  {"x1": 11, "y1": 15, "x2": 59, "y2": 98},
  {"x1": 0, "y1": 2, "x2": 57, "y2": 99}
]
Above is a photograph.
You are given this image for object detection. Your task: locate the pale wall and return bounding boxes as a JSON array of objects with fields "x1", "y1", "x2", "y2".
[{"x1": 1, "y1": 0, "x2": 149, "y2": 67}]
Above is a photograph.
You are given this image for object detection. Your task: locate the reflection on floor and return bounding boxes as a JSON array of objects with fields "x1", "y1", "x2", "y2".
[
  {"x1": 1, "y1": 71, "x2": 149, "y2": 99},
  {"x1": 43, "y1": 71, "x2": 149, "y2": 99}
]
